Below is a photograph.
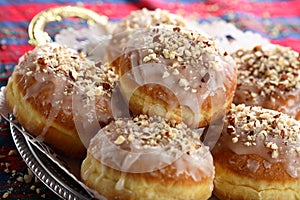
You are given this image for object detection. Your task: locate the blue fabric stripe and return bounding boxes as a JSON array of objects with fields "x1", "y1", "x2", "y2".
[
  {"x1": 220, "y1": 13, "x2": 300, "y2": 24},
  {"x1": 0, "y1": 19, "x2": 93, "y2": 28},
  {"x1": 2, "y1": 16, "x2": 300, "y2": 29},
  {"x1": 1, "y1": 38, "x2": 29, "y2": 45},
  {"x1": 0, "y1": 63, "x2": 14, "y2": 80},
  {"x1": 2, "y1": 14, "x2": 299, "y2": 27},
  {"x1": 198, "y1": 16, "x2": 300, "y2": 29}
]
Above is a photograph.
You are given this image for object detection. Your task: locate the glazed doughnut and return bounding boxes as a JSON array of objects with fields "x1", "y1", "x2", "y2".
[
  {"x1": 212, "y1": 104, "x2": 300, "y2": 200},
  {"x1": 114, "y1": 25, "x2": 237, "y2": 128},
  {"x1": 232, "y1": 45, "x2": 300, "y2": 119},
  {"x1": 5, "y1": 43, "x2": 119, "y2": 157},
  {"x1": 80, "y1": 114, "x2": 215, "y2": 200},
  {"x1": 107, "y1": 8, "x2": 187, "y2": 65}
]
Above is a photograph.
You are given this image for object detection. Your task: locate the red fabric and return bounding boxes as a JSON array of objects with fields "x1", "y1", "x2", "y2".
[
  {"x1": 1, "y1": 1, "x2": 300, "y2": 21},
  {"x1": 0, "y1": 45, "x2": 33, "y2": 63}
]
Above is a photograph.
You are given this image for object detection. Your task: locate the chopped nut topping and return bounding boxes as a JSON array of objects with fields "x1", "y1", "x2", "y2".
[
  {"x1": 225, "y1": 104, "x2": 300, "y2": 160},
  {"x1": 178, "y1": 78, "x2": 189, "y2": 88},
  {"x1": 162, "y1": 71, "x2": 170, "y2": 78},
  {"x1": 272, "y1": 150, "x2": 279, "y2": 159},
  {"x1": 111, "y1": 8, "x2": 187, "y2": 55},
  {"x1": 105, "y1": 115, "x2": 202, "y2": 155},
  {"x1": 126, "y1": 25, "x2": 233, "y2": 93},
  {"x1": 232, "y1": 137, "x2": 239, "y2": 143},
  {"x1": 117, "y1": 8, "x2": 186, "y2": 35},
  {"x1": 20, "y1": 43, "x2": 119, "y2": 103},
  {"x1": 233, "y1": 45, "x2": 300, "y2": 100},
  {"x1": 172, "y1": 69, "x2": 179, "y2": 75},
  {"x1": 114, "y1": 135, "x2": 126, "y2": 145}
]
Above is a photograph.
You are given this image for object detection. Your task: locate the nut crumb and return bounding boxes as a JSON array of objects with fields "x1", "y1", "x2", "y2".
[
  {"x1": 162, "y1": 71, "x2": 170, "y2": 78},
  {"x1": 114, "y1": 135, "x2": 126, "y2": 145}
]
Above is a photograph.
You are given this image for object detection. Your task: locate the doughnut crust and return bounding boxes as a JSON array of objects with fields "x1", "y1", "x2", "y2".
[
  {"x1": 212, "y1": 104, "x2": 300, "y2": 200},
  {"x1": 81, "y1": 115, "x2": 215, "y2": 200},
  {"x1": 115, "y1": 26, "x2": 237, "y2": 128},
  {"x1": 81, "y1": 152, "x2": 213, "y2": 200},
  {"x1": 5, "y1": 43, "x2": 118, "y2": 157},
  {"x1": 233, "y1": 45, "x2": 300, "y2": 119},
  {"x1": 213, "y1": 149, "x2": 300, "y2": 200}
]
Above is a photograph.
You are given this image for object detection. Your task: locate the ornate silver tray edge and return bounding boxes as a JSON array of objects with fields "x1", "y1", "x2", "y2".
[{"x1": 10, "y1": 121, "x2": 93, "y2": 200}]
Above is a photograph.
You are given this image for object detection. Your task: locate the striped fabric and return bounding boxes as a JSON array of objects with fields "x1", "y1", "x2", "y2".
[
  {"x1": 0, "y1": 0, "x2": 299, "y2": 87},
  {"x1": 0, "y1": 1, "x2": 299, "y2": 199}
]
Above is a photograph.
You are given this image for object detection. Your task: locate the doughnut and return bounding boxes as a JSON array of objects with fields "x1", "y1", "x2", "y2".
[
  {"x1": 80, "y1": 114, "x2": 215, "y2": 200},
  {"x1": 5, "y1": 43, "x2": 119, "y2": 157},
  {"x1": 232, "y1": 45, "x2": 300, "y2": 119},
  {"x1": 107, "y1": 8, "x2": 187, "y2": 65},
  {"x1": 212, "y1": 104, "x2": 300, "y2": 200},
  {"x1": 114, "y1": 25, "x2": 237, "y2": 128}
]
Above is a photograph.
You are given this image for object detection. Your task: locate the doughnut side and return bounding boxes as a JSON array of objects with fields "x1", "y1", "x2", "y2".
[
  {"x1": 4, "y1": 43, "x2": 120, "y2": 158},
  {"x1": 116, "y1": 26, "x2": 237, "y2": 128},
  {"x1": 5, "y1": 73, "x2": 86, "y2": 157},
  {"x1": 80, "y1": 115, "x2": 215, "y2": 199},
  {"x1": 118, "y1": 80, "x2": 234, "y2": 128},
  {"x1": 81, "y1": 151, "x2": 214, "y2": 200},
  {"x1": 213, "y1": 146, "x2": 300, "y2": 200},
  {"x1": 211, "y1": 104, "x2": 300, "y2": 200}
]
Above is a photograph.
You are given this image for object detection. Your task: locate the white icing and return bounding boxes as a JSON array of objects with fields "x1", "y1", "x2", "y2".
[
  {"x1": 88, "y1": 116, "x2": 215, "y2": 182},
  {"x1": 11, "y1": 43, "x2": 117, "y2": 147},
  {"x1": 221, "y1": 105, "x2": 300, "y2": 178},
  {"x1": 115, "y1": 173, "x2": 126, "y2": 191},
  {"x1": 263, "y1": 160, "x2": 272, "y2": 169},
  {"x1": 247, "y1": 159, "x2": 260, "y2": 173}
]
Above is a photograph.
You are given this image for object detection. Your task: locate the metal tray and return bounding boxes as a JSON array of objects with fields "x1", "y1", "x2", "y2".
[{"x1": 10, "y1": 121, "x2": 93, "y2": 200}]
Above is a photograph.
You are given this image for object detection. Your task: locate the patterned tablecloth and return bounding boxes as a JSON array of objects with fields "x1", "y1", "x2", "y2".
[{"x1": 0, "y1": 0, "x2": 299, "y2": 199}]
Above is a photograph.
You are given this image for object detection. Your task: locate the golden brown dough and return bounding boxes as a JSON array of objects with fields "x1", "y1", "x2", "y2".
[
  {"x1": 81, "y1": 114, "x2": 215, "y2": 200},
  {"x1": 212, "y1": 104, "x2": 300, "y2": 200},
  {"x1": 233, "y1": 45, "x2": 300, "y2": 119},
  {"x1": 5, "y1": 43, "x2": 118, "y2": 157},
  {"x1": 115, "y1": 25, "x2": 237, "y2": 128}
]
